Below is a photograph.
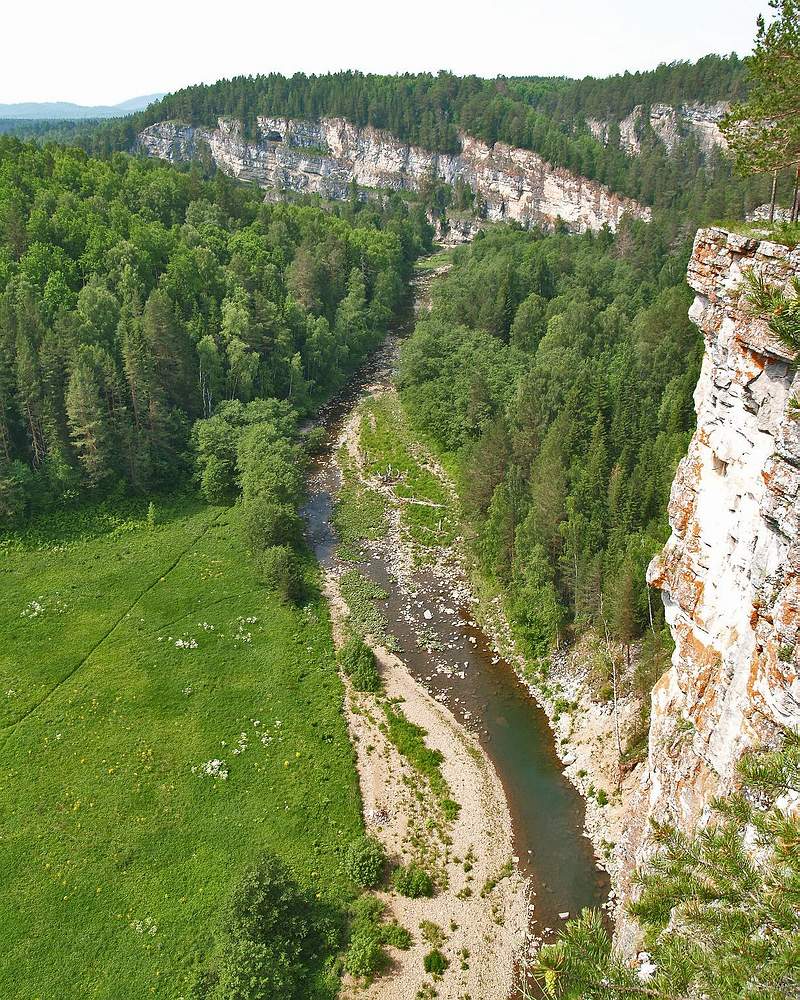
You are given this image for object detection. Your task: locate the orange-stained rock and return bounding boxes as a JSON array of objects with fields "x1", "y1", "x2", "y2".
[{"x1": 618, "y1": 228, "x2": 800, "y2": 952}]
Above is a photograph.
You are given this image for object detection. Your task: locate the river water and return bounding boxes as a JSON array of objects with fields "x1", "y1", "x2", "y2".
[{"x1": 303, "y1": 278, "x2": 608, "y2": 941}]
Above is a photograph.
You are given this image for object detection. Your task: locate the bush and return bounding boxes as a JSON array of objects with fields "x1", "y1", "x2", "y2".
[
  {"x1": 258, "y1": 545, "x2": 304, "y2": 603},
  {"x1": 243, "y1": 496, "x2": 302, "y2": 553},
  {"x1": 337, "y1": 637, "x2": 381, "y2": 693},
  {"x1": 380, "y1": 922, "x2": 412, "y2": 949},
  {"x1": 345, "y1": 836, "x2": 386, "y2": 889},
  {"x1": 345, "y1": 926, "x2": 385, "y2": 978},
  {"x1": 208, "y1": 853, "x2": 337, "y2": 1000},
  {"x1": 345, "y1": 894, "x2": 401, "y2": 978},
  {"x1": 392, "y1": 863, "x2": 434, "y2": 898},
  {"x1": 423, "y1": 949, "x2": 448, "y2": 976}
]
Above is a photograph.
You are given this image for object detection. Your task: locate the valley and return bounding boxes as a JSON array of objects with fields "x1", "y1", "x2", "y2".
[{"x1": 1, "y1": 18, "x2": 800, "y2": 999}]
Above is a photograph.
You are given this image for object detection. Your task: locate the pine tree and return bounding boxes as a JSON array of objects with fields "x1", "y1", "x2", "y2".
[
  {"x1": 532, "y1": 731, "x2": 800, "y2": 1000},
  {"x1": 722, "y1": 1, "x2": 800, "y2": 218}
]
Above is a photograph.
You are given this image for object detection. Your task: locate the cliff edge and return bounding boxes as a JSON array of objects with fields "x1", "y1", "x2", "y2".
[
  {"x1": 619, "y1": 228, "x2": 800, "y2": 940},
  {"x1": 137, "y1": 116, "x2": 649, "y2": 234}
]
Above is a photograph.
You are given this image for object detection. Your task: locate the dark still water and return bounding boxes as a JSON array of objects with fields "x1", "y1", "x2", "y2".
[{"x1": 302, "y1": 340, "x2": 608, "y2": 937}]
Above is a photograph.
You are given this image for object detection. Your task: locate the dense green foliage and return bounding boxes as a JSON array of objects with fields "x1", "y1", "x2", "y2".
[
  {"x1": 722, "y1": 0, "x2": 800, "y2": 218},
  {"x1": 0, "y1": 137, "x2": 425, "y2": 523},
  {"x1": 337, "y1": 636, "x2": 382, "y2": 693},
  {"x1": 534, "y1": 731, "x2": 800, "y2": 1000},
  {"x1": 344, "y1": 835, "x2": 386, "y2": 889},
  {"x1": 200, "y1": 853, "x2": 339, "y2": 1000},
  {"x1": 391, "y1": 863, "x2": 435, "y2": 899},
  {"x1": 518, "y1": 53, "x2": 747, "y2": 120},
  {"x1": 399, "y1": 222, "x2": 702, "y2": 655},
  {"x1": 0, "y1": 498, "x2": 363, "y2": 999},
  {"x1": 344, "y1": 895, "x2": 411, "y2": 979},
  {"x1": 0, "y1": 117, "x2": 108, "y2": 140}
]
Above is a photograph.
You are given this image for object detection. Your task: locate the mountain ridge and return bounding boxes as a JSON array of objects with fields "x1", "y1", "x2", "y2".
[{"x1": 0, "y1": 93, "x2": 164, "y2": 119}]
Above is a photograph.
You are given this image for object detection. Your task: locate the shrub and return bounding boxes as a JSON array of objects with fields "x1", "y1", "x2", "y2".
[
  {"x1": 392, "y1": 863, "x2": 434, "y2": 898},
  {"x1": 208, "y1": 853, "x2": 337, "y2": 1000},
  {"x1": 345, "y1": 894, "x2": 399, "y2": 978},
  {"x1": 243, "y1": 496, "x2": 302, "y2": 553},
  {"x1": 338, "y1": 637, "x2": 381, "y2": 693},
  {"x1": 380, "y1": 922, "x2": 412, "y2": 949},
  {"x1": 345, "y1": 836, "x2": 386, "y2": 889},
  {"x1": 423, "y1": 949, "x2": 448, "y2": 976},
  {"x1": 345, "y1": 926, "x2": 385, "y2": 978},
  {"x1": 420, "y1": 920, "x2": 445, "y2": 947},
  {"x1": 349, "y1": 893, "x2": 385, "y2": 927},
  {"x1": 441, "y1": 798, "x2": 461, "y2": 821},
  {"x1": 258, "y1": 545, "x2": 304, "y2": 603}
]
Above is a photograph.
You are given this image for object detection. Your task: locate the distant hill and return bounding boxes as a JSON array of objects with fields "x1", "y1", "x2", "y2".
[{"x1": 0, "y1": 93, "x2": 164, "y2": 119}]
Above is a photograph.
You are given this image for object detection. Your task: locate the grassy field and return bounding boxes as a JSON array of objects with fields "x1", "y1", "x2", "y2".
[
  {"x1": 0, "y1": 497, "x2": 362, "y2": 1000},
  {"x1": 358, "y1": 395, "x2": 459, "y2": 557},
  {"x1": 413, "y1": 250, "x2": 454, "y2": 272}
]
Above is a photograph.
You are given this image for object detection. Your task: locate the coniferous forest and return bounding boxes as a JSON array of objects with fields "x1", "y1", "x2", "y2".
[
  {"x1": 399, "y1": 219, "x2": 699, "y2": 660},
  {"x1": 0, "y1": 139, "x2": 428, "y2": 521},
  {"x1": 2, "y1": 12, "x2": 800, "y2": 998}
]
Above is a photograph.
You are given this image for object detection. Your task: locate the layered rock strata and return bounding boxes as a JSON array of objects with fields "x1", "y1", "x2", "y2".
[
  {"x1": 618, "y1": 229, "x2": 800, "y2": 931},
  {"x1": 137, "y1": 115, "x2": 649, "y2": 233},
  {"x1": 587, "y1": 102, "x2": 728, "y2": 157}
]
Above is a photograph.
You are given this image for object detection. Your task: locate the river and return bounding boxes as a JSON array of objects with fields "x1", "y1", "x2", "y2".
[{"x1": 302, "y1": 268, "x2": 609, "y2": 944}]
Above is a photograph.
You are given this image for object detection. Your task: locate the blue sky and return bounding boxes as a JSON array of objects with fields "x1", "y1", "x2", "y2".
[{"x1": 2, "y1": 0, "x2": 763, "y2": 105}]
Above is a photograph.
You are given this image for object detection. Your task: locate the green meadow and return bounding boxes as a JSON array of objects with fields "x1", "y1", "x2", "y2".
[{"x1": 0, "y1": 498, "x2": 362, "y2": 1000}]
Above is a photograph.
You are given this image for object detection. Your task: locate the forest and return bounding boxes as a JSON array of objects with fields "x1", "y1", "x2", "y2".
[
  {"x1": 398, "y1": 219, "x2": 700, "y2": 671},
  {"x1": 7, "y1": 56, "x2": 790, "y2": 224},
  {"x1": 0, "y1": 138, "x2": 429, "y2": 522}
]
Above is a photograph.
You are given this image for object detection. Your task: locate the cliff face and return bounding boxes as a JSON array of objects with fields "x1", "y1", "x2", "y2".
[
  {"x1": 137, "y1": 116, "x2": 649, "y2": 233},
  {"x1": 587, "y1": 102, "x2": 728, "y2": 157},
  {"x1": 619, "y1": 229, "x2": 800, "y2": 936}
]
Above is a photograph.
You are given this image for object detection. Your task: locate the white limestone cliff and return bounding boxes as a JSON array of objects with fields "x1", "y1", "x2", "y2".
[
  {"x1": 137, "y1": 116, "x2": 649, "y2": 234},
  {"x1": 617, "y1": 228, "x2": 800, "y2": 943},
  {"x1": 587, "y1": 102, "x2": 729, "y2": 157}
]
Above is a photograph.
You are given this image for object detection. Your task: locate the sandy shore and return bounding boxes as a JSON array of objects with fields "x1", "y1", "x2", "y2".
[
  {"x1": 319, "y1": 390, "x2": 527, "y2": 999},
  {"x1": 328, "y1": 573, "x2": 528, "y2": 1000}
]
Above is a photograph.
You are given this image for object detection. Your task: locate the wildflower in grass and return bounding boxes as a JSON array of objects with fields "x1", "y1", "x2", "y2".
[
  {"x1": 130, "y1": 916, "x2": 158, "y2": 936},
  {"x1": 192, "y1": 759, "x2": 229, "y2": 780},
  {"x1": 175, "y1": 638, "x2": 198, "y2": 649}
]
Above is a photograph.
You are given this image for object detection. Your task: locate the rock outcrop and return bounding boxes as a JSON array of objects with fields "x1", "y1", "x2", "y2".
[
  {"x1": 618, "y1": 228, "x2": 800, "y2": 940},
  {"x1": 137, "y1": 116, "x2": 649, "y2": 233},
  {"x1": 587, "y1": 102, "x2": 728, "y2": 157}
]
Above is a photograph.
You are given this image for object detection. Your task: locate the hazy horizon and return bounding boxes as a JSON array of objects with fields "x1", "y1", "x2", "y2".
[{"x1": 2, "y1": 0, "x2": 762, "y2": 107}]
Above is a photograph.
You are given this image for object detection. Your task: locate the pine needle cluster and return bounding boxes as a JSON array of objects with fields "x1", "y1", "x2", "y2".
[{"x1": 533, "y1": 731, "x2": 800, "y2": 999}]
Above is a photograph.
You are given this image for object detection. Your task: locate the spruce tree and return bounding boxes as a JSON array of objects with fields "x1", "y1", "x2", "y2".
[{"x1": 65, "y1": 353, "x2": 112, "y2": 486}]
